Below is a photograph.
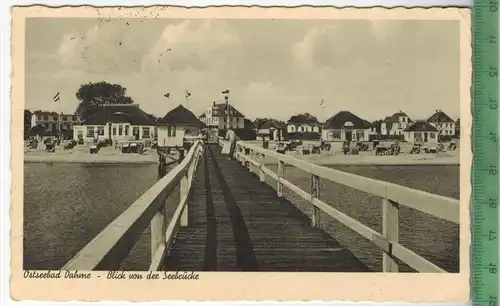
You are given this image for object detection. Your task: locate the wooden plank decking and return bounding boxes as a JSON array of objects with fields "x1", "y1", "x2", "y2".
[{"x1": 163, "y1": 145, "x2": 370, "y2": 272}]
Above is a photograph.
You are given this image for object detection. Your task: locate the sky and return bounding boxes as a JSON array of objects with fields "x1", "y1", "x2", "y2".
[{"x1": 25, "y1": 18, "x2": 460, "y2": 122}]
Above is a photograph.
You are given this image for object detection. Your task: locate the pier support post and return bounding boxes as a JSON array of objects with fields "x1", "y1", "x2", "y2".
[
  {"x1": 277, "y1": 160, "x2": 284, "y2": 197},
  {"x1": 311, "y1": 174, "x2": 320, "y2": 227},
  {"x1": 382, "y1": 197, "x2": 399, "y2": 272},
  {"x1": 150, "y1": 207, "x2": 166, "y2": 263},
  {"x1": 180, "y1": 172, "x2": 189, "y2": 227}
]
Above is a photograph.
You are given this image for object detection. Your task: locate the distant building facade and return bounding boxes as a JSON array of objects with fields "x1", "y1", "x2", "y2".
[
  {"x1": 72, "y1": 104, "x2": 155, "y2": 143},
  {"x1": 199, "y1": 102, "x2": 245, "y2": 130},
  {"x1": 255, "y1": 119, "x2": 287, "y2": 141},
  {"x1": 427, "y1": 109, "x2": 456, "y2": 138},
  {"x1": 286, "y1": 114, "x2": 321, "y2": 134},
  {"x1": 404, "y1": 121, "x2": 439, "y2": 144},
  {"x1": 381, "y1": 111, "x2": 413, "y2": 136},
  {"x1": 322, "y1": 111, "x2": 375, "y2": 142},
  {"x1": 157, "y1": 105, "x2": 206, "y2": 147},
  {"x1": 30, "y1": 110, "x2": 83, "y2": 137}
]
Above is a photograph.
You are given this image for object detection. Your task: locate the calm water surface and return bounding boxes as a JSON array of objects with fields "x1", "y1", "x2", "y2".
[
  {"x1": 261, "y1": 164, "x2": 460, "y2": 272},
  {"x1": 24, "y1": 163, "x2": 160, "y2": 270},
  {"x1": 25, "y1": 162, "x2": 459, "y2": 272}
]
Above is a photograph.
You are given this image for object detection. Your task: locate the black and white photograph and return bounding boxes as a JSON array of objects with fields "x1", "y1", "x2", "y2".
[{"x1": 12, "y1": 5, "x2": 470, "y2": 302}]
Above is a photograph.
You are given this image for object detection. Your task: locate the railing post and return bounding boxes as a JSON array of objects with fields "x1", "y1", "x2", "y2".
[
  {"x1": 150, "y1": 206, "x2": 166, "y2": 263},
  {"x1": 382, "y1": 197, "x2": 399, "y2": 272},
  {"x1": 277, "y1": 160, "x2": 284, "y2": 197},
  {"x1": 259, "y1": 164, "x2": 265, "y2": 182},
  {"x1": 180, "y1": 170, "x2": 189, "y2": 227},
  {"x1": 311, "y1": 174, "x2": 320, "y2": 227}
]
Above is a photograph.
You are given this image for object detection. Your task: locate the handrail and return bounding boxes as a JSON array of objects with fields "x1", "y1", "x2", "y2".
[
  {"x1": 63, "y1": 140, "x2": 204, "y2": 271},
  {"x1": 230, "y1": 140, "x2": 459, "y2": 273}
]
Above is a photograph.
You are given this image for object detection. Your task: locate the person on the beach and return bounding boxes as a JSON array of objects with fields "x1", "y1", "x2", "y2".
[{"x1": 225, "y1": 129, "x2": 239, "y2": 160}]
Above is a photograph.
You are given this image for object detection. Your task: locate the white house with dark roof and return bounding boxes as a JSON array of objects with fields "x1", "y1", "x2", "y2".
[
  {"x1": 322, "y1": 111, "x2": 375, "y2": 142},
  {"x1": 255, "y1": 119, "x2": 287, "y2": 141},
  {"x1": 426, "y1": 109, "x2": 456, "y2": 137},
  {"x1": 381, "y1": 111, "x2": 413, "y2": 136},
  {"x1": 199, "y1": 101, "x2": 245, "y2": 130},
  {"x1": 157, "y1": 104, "x2": 206, "y2": 147},
  {"x1": 404, "y1": 120, "x2": 439, "y2": 144},
  {"x1": 72, "y1": 104, "x2": 155, "y2": 143},
  {"x1": 286, "y1": 113, "x2": 321, "y2": 134}
]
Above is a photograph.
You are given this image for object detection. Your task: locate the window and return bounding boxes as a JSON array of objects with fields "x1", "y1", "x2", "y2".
[
  {"x1": 87, "y1": 126, "x2": 95, "y2": 137},
  {"x1": 112, "y1": 127, "x2": 116, "y2": 135},
  {"x1": 118, "y1": 125, "x2": 123, "y2": 136},
  {"x1": 125, "y1": 125, "x2": 129, "y2": 136},
  {"x1": 97, "y1": 126, "x2": 104, "y2": 136},
  {"x1": 172, "y1": 126, "x2": 176, "y2": 137},
  {"x1": 430, "y1": 133, "x2": 436, "y2": 139},
  {"x1": 167, "y1": 126, "x2": 172, "y2": 137},
  {"x1": 143, "y1": 127, "x2": 150, "y2": 138},
  {"x1": 133, "y1": 127, "x2": 139, "y2": 137},
  {"x1": 72, "y1": 115, "x2": 77, "y2": 121},
  {"x1": 44, "y1": 115, "x2": 48, "y2": 121}
]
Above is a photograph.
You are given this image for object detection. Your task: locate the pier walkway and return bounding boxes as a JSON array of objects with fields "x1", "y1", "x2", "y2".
[
  {"x1": 163, "y1": 145, "x2": 369, "y2": 271},
  {"x1": 63, "y1": 140, "x2": 459, "y2": 273}
]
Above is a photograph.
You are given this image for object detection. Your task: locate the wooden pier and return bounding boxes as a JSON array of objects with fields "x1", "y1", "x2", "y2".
[{"x1": 63, "y1": 140, "x2": 459, "y2": 273}]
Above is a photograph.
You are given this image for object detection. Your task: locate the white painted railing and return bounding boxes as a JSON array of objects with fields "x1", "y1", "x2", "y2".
[
  {"x1": 63, "y1": 140, "x2": 204, "y2": 271},
  {"x1": 228, "y1": 140, "x2": 459, "y2": 273}
]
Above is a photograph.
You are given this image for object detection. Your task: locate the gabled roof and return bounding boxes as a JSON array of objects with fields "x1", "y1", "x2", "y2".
[
  {"x1": 259, "y1": 119, "x2": 287, "y2": 130},
  {"x1": 244, "y1": 118, "x2": 255, "y2": 129},
  {"x1": 82, "y1": 104, "x2": 154, "y2": 125},
  {"x1": 157, "y1": 104, "x2": 207, "y2": 128},
  {"x1": 404, "y1": 121, "x2": 439, "y2": 132},
  {"x1": 383, "y1": 111, "x2": 414, "y2": 123},
  {"x1": 204, "y1": 102, "x2": 245, "y2": 118},
  {"x1": 427, "y1": 110, "x2": 454, "y2": 123},
  {"x1": 323, "y1": 111, "x2": 372, "y2": 129}
]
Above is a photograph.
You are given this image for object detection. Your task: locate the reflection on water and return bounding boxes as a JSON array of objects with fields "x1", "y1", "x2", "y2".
[{"x1": 23, "y1": 163, "x2": 159, "y2": 270}]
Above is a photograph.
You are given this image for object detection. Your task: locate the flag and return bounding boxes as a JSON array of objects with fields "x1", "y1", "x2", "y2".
[
  {"x1": 53, "y1": 92, "x2": 60, "y2": 102},
  {"x1": 185, "y1": 90, "x2": 191, "y2": 99},
  {"x1": 222, "y1": 89, "x2": 230, "y2": 94},
  {"x1": 164, "y1": 93, "x2": 170, "y2": 99}
]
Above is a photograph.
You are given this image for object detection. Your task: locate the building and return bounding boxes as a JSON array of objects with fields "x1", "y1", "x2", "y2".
[
  {"x1": 286, "y1": 113, "x2": 321, "y2": 134},
  {"x1": 72, "y1": 104, "x2": 155, "y2": 143},
  {"x1": 427, "y1": 109, "x2": 456, "y2": 138},
  {"x1": 322, "y1": 111, "x2": 375, "y2": 142},
  {"x1": 30, "y1": 110, "x2": 83, "y2": 137},
  {"x1": 199, "y1": 101, "x2": 245, "y2": 130},
  {"x1": 157, "y1": 104, "x2": 206, "y2": 147},
  {"x1": 381, "y1": 111, "x2": 413, "y2": 136},
  {"x1": 403, "y1": 121, "x2": 439, "y2": 144},
  {"x1": 255, "y1": 119, "x2": 287, "y2": 141}
]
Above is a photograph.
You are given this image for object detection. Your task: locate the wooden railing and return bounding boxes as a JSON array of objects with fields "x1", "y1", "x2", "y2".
[
  {"x1": 63, "y1": 140, "x2": 204, "y2": 271},
  {"x1": 229, "y1": 140, "x2": 459, "y2": 273}
]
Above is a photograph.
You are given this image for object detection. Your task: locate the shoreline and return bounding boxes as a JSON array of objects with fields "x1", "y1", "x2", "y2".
[{"x1": 249, "y1": 155, "x2": 460, "y2": 167}]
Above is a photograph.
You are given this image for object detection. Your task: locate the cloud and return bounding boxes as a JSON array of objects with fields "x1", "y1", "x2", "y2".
[{"x1": 141, "y1": 19, "x2": 241, "y2": 73}]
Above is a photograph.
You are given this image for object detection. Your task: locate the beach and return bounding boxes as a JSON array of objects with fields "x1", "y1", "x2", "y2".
[
  {"x1": 24, "y1": 143, "x2": 164, "y2": 164},
  {"x1": 243, "y1": 141, "x2": 460, "y2": 166}
]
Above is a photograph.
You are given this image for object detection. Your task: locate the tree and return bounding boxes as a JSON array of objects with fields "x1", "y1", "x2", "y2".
[
  {"x1": 24, "y1": 110, "x2": 32, "y2": 139},
  {"x1": 75, "y1": 81, "x2": 134, "y2": 120},
  {"x1": 288, "y1": 113, "x2": 319, "y2": 123},
  {"x1": 372, "y1": 120, "x2": 383, "y2": 134}
]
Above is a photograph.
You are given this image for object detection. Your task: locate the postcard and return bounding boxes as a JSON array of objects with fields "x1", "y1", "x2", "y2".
[{"x1": 11, "y1": 5, "x2": 471, "y2": 302}]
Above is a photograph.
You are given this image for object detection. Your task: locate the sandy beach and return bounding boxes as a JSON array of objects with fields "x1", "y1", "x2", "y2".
[
  {"x1": 24, "y1": 144, "x2": 166, "y2": 164},
  {"x1": 241, "y1": 141, "x2": 460, "y2": 166}
]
